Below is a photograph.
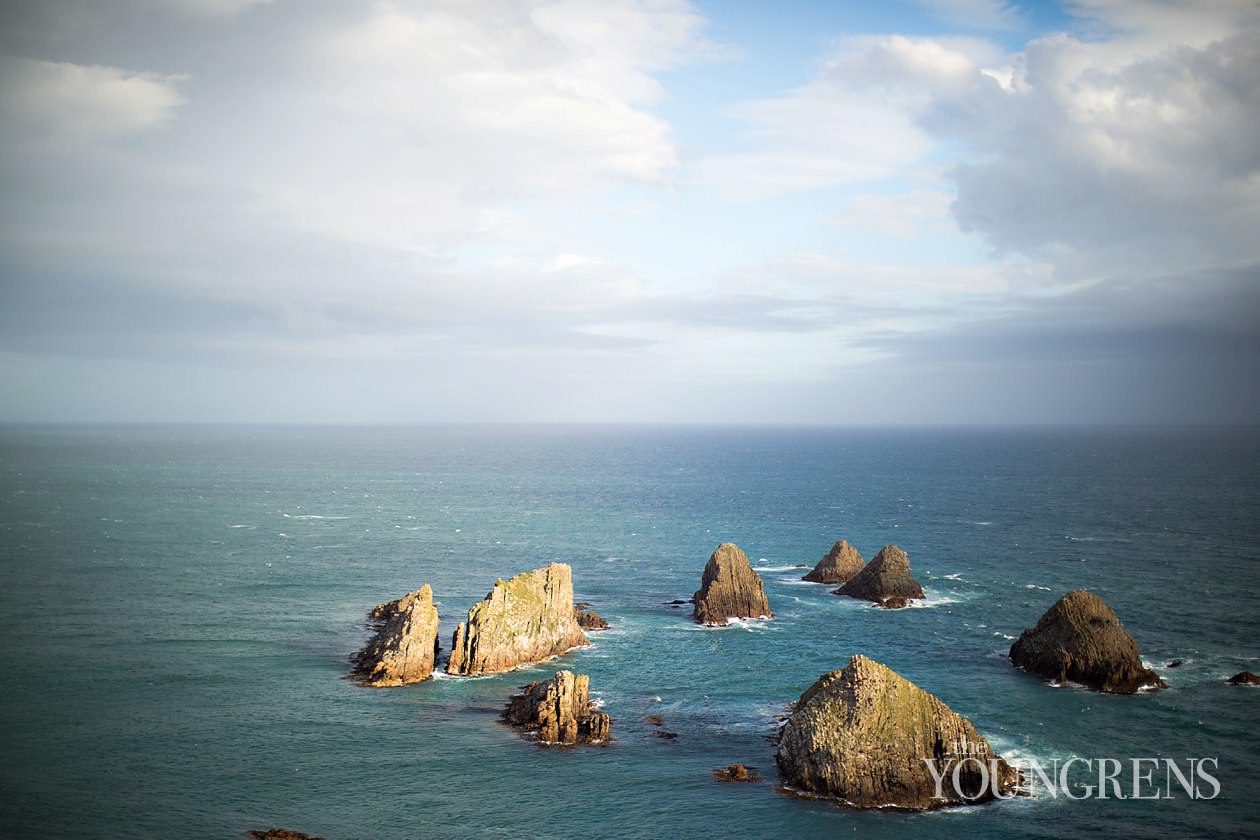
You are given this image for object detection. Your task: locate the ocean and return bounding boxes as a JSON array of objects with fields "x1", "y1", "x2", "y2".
[{"x1": 1, "y1": 425, "x2": 1257, "y2": 839}]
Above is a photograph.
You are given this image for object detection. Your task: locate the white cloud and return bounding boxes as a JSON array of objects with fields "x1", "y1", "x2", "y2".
[
  {"x1": 0, "y1": 57, "x2": 186, "y2": 138},
  {"x1": 916, "y1": 0, "x2": 1025, "y2": 31}
]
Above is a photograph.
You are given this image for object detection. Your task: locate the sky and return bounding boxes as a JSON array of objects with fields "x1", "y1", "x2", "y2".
[{"x1": 0, "y1": 0, "x2": 1257, "y2": 425}]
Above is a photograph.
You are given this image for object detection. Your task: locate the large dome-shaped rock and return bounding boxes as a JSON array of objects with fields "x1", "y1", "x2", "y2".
[
  {"x1": 833, "y1": 545, "x2": 924, "y2": 606},
  {"x1": 1009, "y1": 590, "x2": 1165, "y2": 693},
  {"x1": 504, "y1": 670, "x2": 611, "y2": 745},
  {"x1": 446, "y1": 563, "x2": 588, "y2": 676},
  {"x1": 803, "y1": 540, "x2": 865, "y2": 584},
  {"x1": 693, "y1": 543, "x2": 772, "y2": 626},
  {"x1": 350, "y1": 584, "x2": 440, "y2": 686},
  {"x1": 776, "y1": 655, "x2": 1019, "y2": 810}
]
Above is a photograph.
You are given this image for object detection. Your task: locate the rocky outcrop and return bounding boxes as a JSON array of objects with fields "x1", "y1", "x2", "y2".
[
  {"x1": 350, "y1": 584, "x2": 440, "y2": 687},
  {"x1": 446, "y1": 563, "x2": 588, "y2": 676},
  {"x1": 248, "y1": 830, "x2": 325, "y2": 840},
  {"x1": 803, "y1": 540, "x2": 865, "y2": 584},
  {"x1": 776, "y1": 655, "x2": 1019, "y2": 810},
  {"x1": 503, "y1": 670, "x2": 611, "y2": 745},
  {"x1": 833, "y1": 545, "x2": 924, "y2": 607},
  {"x1": 693, "y1": 543, "x2": 772, "y2": 625},
  {"x1": 1227, "y1": 671, "x2": 1260, "y2": 685},
  {"x1": 714, "y1": 764, "x2": 762, "y2": 783},
  {"x1": 1009, "y1": 590, "x2": 1165, "y2": 694},
  {"x1": 575, "y1": 608, "x2": 609, "y2": 630}
]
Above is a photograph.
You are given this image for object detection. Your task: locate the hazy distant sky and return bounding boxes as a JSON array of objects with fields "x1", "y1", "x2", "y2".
[{"x1": 1, "y1": 0, "x2": 1257, "y2": 424}]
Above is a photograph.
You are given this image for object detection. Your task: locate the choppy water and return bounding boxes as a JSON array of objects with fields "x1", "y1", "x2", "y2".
[{"x1": 1, "y1": 425, "x2": 1257, "y2": 839}]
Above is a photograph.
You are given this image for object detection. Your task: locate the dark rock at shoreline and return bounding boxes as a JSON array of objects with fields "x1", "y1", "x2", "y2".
[
  {"x1": 1009, "y1": 590, "x2": 1165, "y2": 694},
  {"x1": 248, "y1": 830, "x2": 325, "y2": 840},
  {"x1": 693, "y1": 543, "x2": 772, "y2": 625},
  {"x1": 1167, "y1": 659, "x2": 1183, "y2": 668},
  {"x1": 504, "y1": 670, "x2": 611, "y2": 745},
  {"x1": 350, "y1": 584, "x2": 440, "y2": 687},
  {"x1": 876, "y1": 596, "x2": 910, "y2": 610},
  {"x1": 575, "y1": 608, "x2": 610, "y2": 630},
  {"x1": 714, "y1": 764, "x2": 761, "y2": 783},
  {"x1": 1228, "y1": 671, "x2": 1260, "y2": 685},
  {"x1": 832, "y1": 545, "x2": 924, "y2": 607},
  {"x1": 776, "y1": 654, "x2": 1019, "y2": 810},
  {"x1": 802, "y1": 540, "x2": 865, "y2": 584},
  {"x1": 447, "y1": 563, "x2": 588, "y2": 676}
]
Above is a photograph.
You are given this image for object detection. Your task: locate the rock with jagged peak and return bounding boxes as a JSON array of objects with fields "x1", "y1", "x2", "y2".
[
  {"x1": 446, "y1": 563, "x2": 588, "y2": 676},
  {"x1": 575, "y1": 607, "x2": 609, "y2": 630},
  {"x1": 803, "y1": 540, "x2": 865, "y2": 584},
  {"x1": 350, "y1": 584, "x2": 440, "y2": 687},
  {"x1": 1009, "y1": 589, "x2": 1165, "y2": 694},
  {"x1": 776, "y1": 654, "x2": 1019, "y2": 810},
  {"x1": 504, "y1": 670, "x2": 611, "y2": 745},
  {"x1": 833, "y1": 545, "x2": 924, "y2": 607},
  {"x1": 693, "y1": 543, "x2": 772, "y2": 626}
]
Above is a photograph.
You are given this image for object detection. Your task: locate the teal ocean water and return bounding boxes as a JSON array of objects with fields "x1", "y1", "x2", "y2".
[{"x1": 1, "y1": 425, "x2": 1258, "y2": 839}]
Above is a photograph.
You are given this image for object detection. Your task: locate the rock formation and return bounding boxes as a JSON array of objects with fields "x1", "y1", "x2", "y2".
[
  {"x1": 446, "y1": 563, "x2": 588, "y2": 676},
  {"x1": 692, "y1": 543, "x2": 772, "y2": 625},
  {"x1": 350, "y1": 584, "x2": 440, "y2": 687},
  {"x1": 1227, "y1": 671, "x2": 1260, "y2": 685},
  {"x1": 1008, "y1": 590, "x2": 1165, "y2": 694},
  {"x1": 714, "y1": 764, "x2": 762, "y2": 783},
  {"x1": 503, "y1": 670, "x2": 611, "y2": 745},
  {"x1": 802, "y1": 540, "x2": 865, "y2": 584},
  {"x1": 248, "y1": 830, "x2": 325, "y2": 840},
  {"x1": 776, "y1": 654, "x2": 1019, "y2": 810},
  {"x1": 575, "y1": 608, "x2": 609, "y2": 630},
  {"x1": 833, "y1": 545, "x2": 924, "y2": 607}
]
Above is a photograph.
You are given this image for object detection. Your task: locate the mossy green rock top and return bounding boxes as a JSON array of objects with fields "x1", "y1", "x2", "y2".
[
  {"x1": 447, "y1": 563, "x2": 588, "y2": 676},
  {"x1": 776, "y1": 655, "x2": 1019, "y2": 810},
  {"x1": 1009, "y1": 589, "x2": 1165, "y2": 693}
]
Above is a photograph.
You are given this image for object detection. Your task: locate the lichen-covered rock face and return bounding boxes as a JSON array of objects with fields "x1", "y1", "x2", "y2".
[
  {"x1": 446, "y1": 563, "x2": 588, "y2": 676},
  {"x1": 692, "y1": 543, "x2": 772, "y2": 625},
  {"x1": 802, "y1": 540, "x2": 865, "y2": 584},
  {"x1": 776, "y1": 655, "x2": 1019, "y2": 810},
  {"x1": 350, "y1": 584, "x2": 440, "y2": 687},
  {"x1": 503, "y1": 670, "x2": 611, "y2": 745},
  {"x1": 1009, "y1": 590, "x2": 1166, "y2": 694},
  {"x1": 833, "y1": 545, "x2": 924, "y2": 606}
]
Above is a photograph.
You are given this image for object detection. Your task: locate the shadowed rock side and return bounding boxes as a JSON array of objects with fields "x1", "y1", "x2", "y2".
[
  {"x1": 350, "y1": 584, "x2": 440, "y2": 686},
  {"x1": 1228, "y1": 671, "x2": 1260, "y2": 685},
  {"x1": 833, "y1": 545, "x2": 924, "y2": 607},
  {"x1": 776, "y1": 655, "x2": 1019, "y2": 810},
  {"x1": 802, "y1": 540, "x2": 865, "y2": 584},
  {"x1": 1009, "y1": 590, "x2": 1165, "y2": 694},
  {"x1": 248, "y1": 830, "x2": 325, "y2": 840},
  {"x1": 504, "y1": 670, "x2": 611, "y2": 745},
  {"x1": 575, "y1": 608, "x2": 609, "y2": 630},
  {"x1": 446, "y1": 563, "x2": 588, "y2": 676},
  {"x1": 693, "y1": 543, "x2": 772, "y2": 626}
]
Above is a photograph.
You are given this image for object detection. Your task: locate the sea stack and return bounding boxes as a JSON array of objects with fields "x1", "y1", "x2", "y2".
[
  {"x1": 833, "y1": 545, "x2": 924, "y2": 607},
  {"x1": 350, "y1": 584, "x2": 440, "y2": 687},
  {"x1": 776, "y1": 655, "x2": 1019, "y2": 810},
  {"x1": 1009, "y1": 590, "x2": 1165, "y2": 693},
  {"x1": 693, "y1": 543, "x2": 772, "y2": 626},
  {"x1": 503, "y1": 670, "x2": 611, "y2": 745},
  {"x1": 802, "y1": 540, "x2": 865, "y2": 584},
  {"x1": 446, "y1": 563, "x2": 588, "y2": 676}
]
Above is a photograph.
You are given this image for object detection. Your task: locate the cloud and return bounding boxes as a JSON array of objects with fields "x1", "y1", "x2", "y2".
[{"x1": 916, "y1": 0, "x2": 1025, "y2": 32}]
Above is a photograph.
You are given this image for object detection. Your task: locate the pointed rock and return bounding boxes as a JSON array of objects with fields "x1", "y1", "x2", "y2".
[
  {"x1": 1009, "y1": 590, "x2": 1165, "y2": 693},
  {"x1": 803, "y1": 540, "x2": 865, "y2": 584},
  {"x1": 446, "y1": 563, "x2": 588, "y2": 676},
  {"x1": 350, "y1": 584, "x2": 440, "y2": 687},
  {"x1": 776, "y1": 655, "x2": 1019, "y2": 810},
  {"x1": 692, "y1": 543, "x2": 772, "y2": 626},
  {"x1": 504, "y1": 670, "x2": 611, "y2": 745},
  {"x1": 833, "y1": 545, "x2": 924, "y2": 607}
]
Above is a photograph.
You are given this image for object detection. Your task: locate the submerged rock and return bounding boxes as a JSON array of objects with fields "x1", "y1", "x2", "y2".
[
  {"x1": 446, "y1": 563, "x2": 588, "y2": 676},
  {"x1": 575, "y1": 608, "x2": 610, "y2": 630},
  {"x1": 503, "y1": 670, "x2": 611, "y2": 745},
  {"x1": 1228, "y1": 671, "x2": 1260, "y2": 685},
  {"x1": 714, "y1": 764, "x2": 762, "y2": 783},
  {"x1": 1009, "y1": 590, "x2": 1165, "y2": 694},
  {"x1": 776, "y1": 654, "x2": 1019, "y2": 810},
  {"x1": 833, "y1": 545, "x2": 924, "y2": 607},
  {"x1": 248, "y1": 830, "x2": 325, "y2": 840},
  {"x1": 802, "y1": 540, "x2": 865, "y2": 584},
  {"x1": 350, "y1": 584, "x2": 440, "y2": 687},
  {"x1": 693, "y1": 543, "x2": 772, "y2": 626}
]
